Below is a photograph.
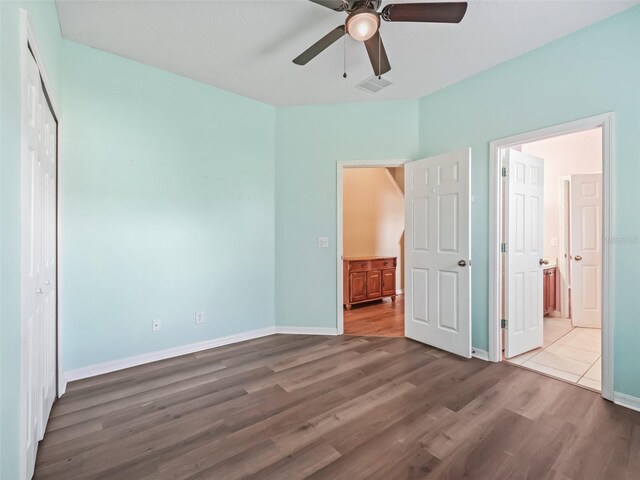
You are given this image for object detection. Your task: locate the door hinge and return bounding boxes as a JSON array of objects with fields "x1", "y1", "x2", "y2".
[
  {"x1": 501, "y1": 319, "x2": 508, "y2": 329},
  {"x1": 501, "y1": 167, "x2": 508, "y2": 177},
  {"x1": 501, "y1": 243, "x2": 507, "y2": 253}
]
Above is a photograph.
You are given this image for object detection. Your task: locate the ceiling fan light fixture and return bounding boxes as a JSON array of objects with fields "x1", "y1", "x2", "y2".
[{"x1": 346, "y1": 9, "x2": 380, "y2": 42}]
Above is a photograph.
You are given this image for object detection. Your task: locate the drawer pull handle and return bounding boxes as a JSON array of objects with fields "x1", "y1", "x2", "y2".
[
  {"x1": 361, "y1": 263, "x2": 366, "y2": 268},
  {"x1": 383, "y1": 262, "x2": 388, "y2": 266}
]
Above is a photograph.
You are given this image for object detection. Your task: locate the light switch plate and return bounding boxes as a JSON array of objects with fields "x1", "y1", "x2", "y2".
[
  {"x1": 550, "y1": 237, "x2": 559, "y2": 247},
  {"x1": 152, "y1": 319, "x2": 161, "y2": 332},
  {"x1": 195, "y1": 311, "x2": 205, "y2": 324},
  {"x1": 317, "y1": 237, "x2": 329, "y2": 248}
]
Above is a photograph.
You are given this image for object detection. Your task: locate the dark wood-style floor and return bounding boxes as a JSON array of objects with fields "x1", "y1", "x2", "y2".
[
  {"x1": 344, "y1": 295, "x2": 404, "y2": 337},
  {"x1": 36, "y1": 334, "x2": 640, "y2": 479}
]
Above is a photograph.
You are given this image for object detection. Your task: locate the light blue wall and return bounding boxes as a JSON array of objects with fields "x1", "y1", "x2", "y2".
[
  {"x1": 0, "y1": 1, "x2": 62, "y2": 477},
  {"x1": 275, "y1": 101, "x2": 419, "y2": 329},
  {"x1": 417, "y1": 6, "x2": 640, "y2": 396},
  {"x1": 61, "y1": 40, "x2": 276, "y2": 370}
]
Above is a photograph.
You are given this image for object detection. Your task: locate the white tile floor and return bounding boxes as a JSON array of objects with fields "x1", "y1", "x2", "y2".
[{"x1": 505, "y1": 317, "x2": 601, "y2": 391}]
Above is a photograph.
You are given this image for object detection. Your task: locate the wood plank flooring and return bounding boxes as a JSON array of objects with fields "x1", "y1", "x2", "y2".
[
  {"x1": 344, "y1": 295, "x2": 404, "y2": 337},
  {"x1": 35, "y1": 334, "x2": 640, "y2": 479}
]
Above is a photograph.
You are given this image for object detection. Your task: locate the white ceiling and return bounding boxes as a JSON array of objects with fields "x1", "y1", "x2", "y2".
[{"x1": 55, "y1": 0, "x2": 638, "y2": 106}]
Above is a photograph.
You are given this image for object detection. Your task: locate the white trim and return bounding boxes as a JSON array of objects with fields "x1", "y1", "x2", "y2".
[
  {"x1": 488, "y1": 113, "x2": 614, "y2": 402},
  {"x1": 336, "y1": 158, "x2": 408, "y2": 335},
  {"x1": 472, "y1": 348, "x2": 489, "y2": 361},
  {"x1": 64, "y1": 327, "x2": 277, "y2": 383},
  {"x1": 613, "y1": 392, "x2": 640, "y2": 413},
  {"x1": 275, "y1": 326, "x2": 338, "y2": 336}
]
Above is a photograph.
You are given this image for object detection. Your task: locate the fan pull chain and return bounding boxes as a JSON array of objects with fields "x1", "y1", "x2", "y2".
[
  {"x1": 378, "y1": 32, "x2": 381, "y2": 79},
  {"x1": 343, "y1": 35, "x2": 347, "y2": 79}
]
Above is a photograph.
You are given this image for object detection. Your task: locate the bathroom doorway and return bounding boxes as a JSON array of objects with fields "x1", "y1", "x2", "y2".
[{"x1": 489, "y1": 114, "x2": 613, "y2": 398}]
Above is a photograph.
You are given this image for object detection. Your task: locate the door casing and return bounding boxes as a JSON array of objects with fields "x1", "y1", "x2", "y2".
[{"x1": 488, "y1": 113, "x2": 614, "y2": 401}]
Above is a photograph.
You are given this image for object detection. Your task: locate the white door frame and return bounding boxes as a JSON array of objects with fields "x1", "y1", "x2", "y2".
[
  {"x1": 336, "y1": 159, "x2": 408, "y2": 334},
  {"x1": 488, "y1": 113, "x2": 614, "y2": 401},
  {"x1": 20, "y1": 9, "x2": 64, "y2": 479}
]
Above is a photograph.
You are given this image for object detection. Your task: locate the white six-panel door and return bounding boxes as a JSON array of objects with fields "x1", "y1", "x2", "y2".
[
  {"x1": 40, "y1": 75, "x2": 57, "y2": 436},
  {"x1": 404, "y1": 149, "x2": 471, "y2": 358},
  {"x1": 570, "y1": 173, "x2": 602, "y2": 328},
  {"x1": 504, "y1": 150, "x2": 545, "y2": 358},
  {"x1": 22, "y1": 50, "x2": 57, "y2": 480}
]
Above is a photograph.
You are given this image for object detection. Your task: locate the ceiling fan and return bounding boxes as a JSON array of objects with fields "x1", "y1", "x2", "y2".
[{"x1": 293, "y1": 1, "x2": 468, "y2": 76}]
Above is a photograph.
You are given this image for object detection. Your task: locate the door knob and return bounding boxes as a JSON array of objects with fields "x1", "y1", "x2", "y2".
[
  {"x1": 458, "y1": 260, "x2": 467, "y2": 267},
  {"x1": 539, "y1": 259, "x2": 549, "y2": 266},
  {"x1": 36, "y1": 288, "x2": 43, "y2": 294},
  {"x1": 574, "y1": 255, "x2": 583, "y2": 261}
]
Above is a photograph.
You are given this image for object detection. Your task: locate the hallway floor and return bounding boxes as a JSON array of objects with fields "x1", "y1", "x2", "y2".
[
  {"x1": 505, "y1": 317, "x2": 601, "y2": 391},
  {"x1": 344, "y1": 295, "x2": 404, "y2": 337}
]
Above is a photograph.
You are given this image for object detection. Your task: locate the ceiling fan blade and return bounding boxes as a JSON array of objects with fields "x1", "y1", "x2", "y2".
[
  {"x1": 381, "y1": 2, "x2": 468, "y2": 23},
  {"x1": 293, "y1": 25, "x2": 346, "y2": 66},
  {"x1": 308, "y1": 0, "x2": 347, "y2": 11},
  {"x1": 364, "y1": 31, "x2": 391, "y2": 76}
]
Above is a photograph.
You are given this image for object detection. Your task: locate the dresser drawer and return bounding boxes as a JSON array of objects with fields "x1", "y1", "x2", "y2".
[
  {"x1": 347, "y1": 260, "x2": 371, "y2": 272},
  {"x1": 371, "y1": 258, "x2": 395, "y2": 270}
]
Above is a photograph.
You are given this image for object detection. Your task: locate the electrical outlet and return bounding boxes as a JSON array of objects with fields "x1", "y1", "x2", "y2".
[
  {"x1": 152, "y1": 319, "x2": 161, "y2": 332},
  {"x1": 195, "y1": 311, "x2": 205, "y2": 324}
]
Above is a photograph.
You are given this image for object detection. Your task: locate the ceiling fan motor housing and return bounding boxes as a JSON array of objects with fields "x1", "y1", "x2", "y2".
[
  {"x1": 346, "y1": 8, "x2": 381, "y2": 41},
  {"x1": 340, "y1": 0, "x2": 381, "y2": 12}
]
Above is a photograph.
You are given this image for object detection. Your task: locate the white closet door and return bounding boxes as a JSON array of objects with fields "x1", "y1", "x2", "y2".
[
  {"x1": 40, "y1": 86, "x2": 57, "y2": 433},
  {"x1": 21, "y1": 51, "x2": 57, "y2": 479}
]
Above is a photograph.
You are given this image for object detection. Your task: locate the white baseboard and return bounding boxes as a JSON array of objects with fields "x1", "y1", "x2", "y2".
[
  {"x1": 275, "y1": 326, "x2": 338, "y2": 336},
  {"x1": 613, "y1": 392, "x2": 640, "y2": 412},
  {"x1": 63, "y1": 326, "x2": 277, "y2": 385},
  {"x1": 62, "y1": 325, "x2": 340, "y2": 390},
  {"x1": 472, "y1": 347, "x2": 490, "y2": 361}
]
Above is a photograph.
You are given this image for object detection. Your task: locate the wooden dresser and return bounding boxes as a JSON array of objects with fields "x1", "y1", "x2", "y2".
[{"x1": 343, "y1": 256, "x2": 397, "y2": 310}]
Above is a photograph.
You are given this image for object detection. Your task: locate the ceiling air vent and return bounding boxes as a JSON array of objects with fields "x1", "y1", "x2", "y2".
[{"x1": 356, "y1": 75, "x2": 393, "y2": 94}]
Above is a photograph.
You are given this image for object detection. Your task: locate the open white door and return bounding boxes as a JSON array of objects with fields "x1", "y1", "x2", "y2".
[
  {"x1": 570, "y1": 173, "x2": 602, "y2": 327},
  {"x1": 504, "y1": 150, "x2": 545, "y2": 358},
  {"x1": 404, "y1": 149, "x2": 471, "y2": 358}
]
